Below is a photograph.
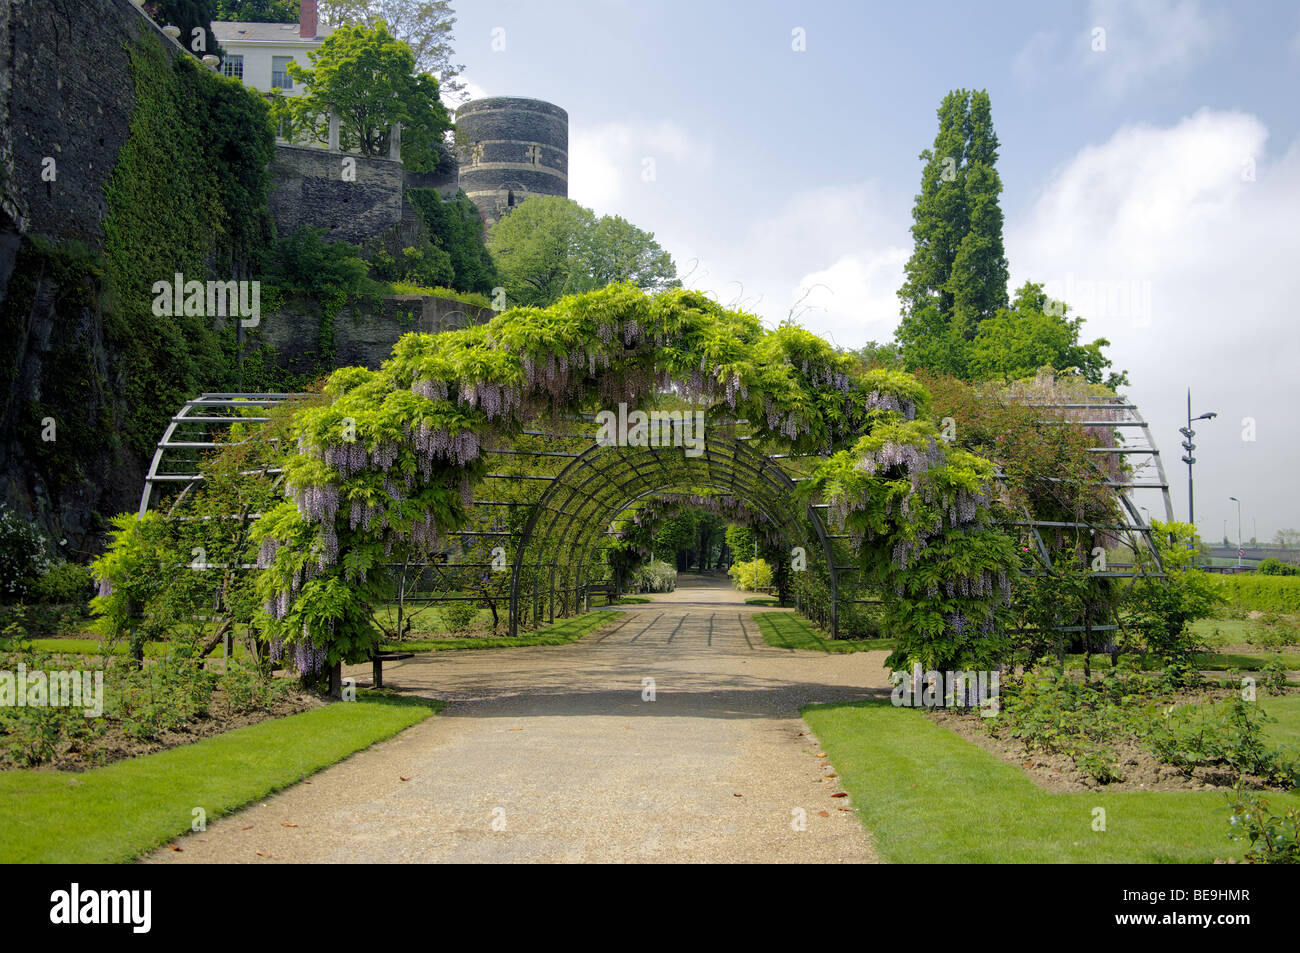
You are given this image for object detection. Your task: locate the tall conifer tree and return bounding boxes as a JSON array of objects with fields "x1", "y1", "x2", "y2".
[{"x1": 895, "y1": 89, "x2": 1009, "y2": 376}]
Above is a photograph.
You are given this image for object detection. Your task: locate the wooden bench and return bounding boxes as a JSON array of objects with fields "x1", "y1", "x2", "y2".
[
  {"x1": 585, "y1": 583, "x2": 615, "y2": 608},
  {"x1": 371, "y1": 651, "x2": 414, "y2": 689}
]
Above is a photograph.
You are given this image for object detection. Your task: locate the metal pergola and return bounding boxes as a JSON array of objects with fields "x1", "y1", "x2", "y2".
[{"x1": 139, "y1": 390, "x2": 1174, "y2": 645}]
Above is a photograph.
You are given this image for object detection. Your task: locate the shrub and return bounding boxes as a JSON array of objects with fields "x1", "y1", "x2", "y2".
[
  {"x1": 116, "y1": 650, "x2": 215, "y2": 740},
  {"x1": 439, "y1": 600, "x2": 478, "y2": 634},
  {"x1": 1149, "y1": 698, "x2": 1296, "y2": 786},
  {"x1": 28, "y1": 562, "x2": 93, "y2": 604},
  {"x1": 1257, "y1": 558, "x2": 1299, "y2": 577},
  {"x1": 1125, "y1": 520, "x2": 1223, "y2": 663},
  {"x1": 1210, "y1": 575, "x2": 1300, "y2": 614},
  {"x1": 993, "y1": 667, "x2": 1152, "y2": 784},
  {"x1": 1228, "y1": 787, "x2": 1300, "y2": 863},
  {"x1": 728, "y1": 558, "x2": 773, "y2": 592},
  {"x1": 270, "y1": 227, "x2": 371, "y2": 298},
  {"x1": 1260, "y1": 659, "x2": 1290, "y2": 695},
  {"x1": 217, "y1": 657, "x2": 276, "y2": 714},
  {"x1": 634, "y1": 560, "x2": 677, "y2": 593},
  {"x1": 0, "y1": 505, "x2": 53, "y2": 600}
]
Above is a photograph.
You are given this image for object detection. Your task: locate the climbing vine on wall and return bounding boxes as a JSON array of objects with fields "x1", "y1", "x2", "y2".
[{"x1": 103, "y1": 35, "x2": 276, "y2": 458}]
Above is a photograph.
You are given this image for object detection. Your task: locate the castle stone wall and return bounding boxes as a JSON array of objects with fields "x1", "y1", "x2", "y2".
[
  {"x1": 252, "y1": 294, "x2": 496, "y2": 377},
  {"x1": 455, "y1": 97, "x2": 568, "y2": 224},
  {"x1": 267, "y1": 145, "x2": 407, "y2": 245}
]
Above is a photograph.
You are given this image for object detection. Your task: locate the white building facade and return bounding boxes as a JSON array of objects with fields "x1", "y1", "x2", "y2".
[{"x1": 210, "y1": 0, "x2": 332, "y2": 96}]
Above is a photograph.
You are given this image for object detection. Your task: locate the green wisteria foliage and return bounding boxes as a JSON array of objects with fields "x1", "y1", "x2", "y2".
[
  {"x1": 804, "y1": 418, "x2": 1019, "y2": 672},
  {"x1": 244, "y1": 283, "x2": 1015, "y2": 675}
]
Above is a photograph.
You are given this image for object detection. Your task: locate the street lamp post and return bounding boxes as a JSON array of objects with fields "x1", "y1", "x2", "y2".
[
  {"x1": 1179, "y1": 389, "x2": 1218, "y2": 529},
  {"x1": 1230, "y1": 496, "x2": 1242, "y2": 568}
]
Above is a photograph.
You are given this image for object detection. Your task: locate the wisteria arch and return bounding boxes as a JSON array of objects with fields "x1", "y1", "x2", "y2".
[{"x1": 238, "y1": 283, "x2": 1020, "y2": 680}]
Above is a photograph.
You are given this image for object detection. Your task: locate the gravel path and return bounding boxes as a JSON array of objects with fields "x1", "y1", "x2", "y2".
[{"x1": 146, "y1": 576, "x2": 892, "y2": 863}]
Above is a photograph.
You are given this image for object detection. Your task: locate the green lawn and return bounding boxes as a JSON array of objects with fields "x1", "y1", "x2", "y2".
[
  {"x1": 754, "y1": 612, "x2": 893, "y2": 653},
  {"x1": 0, "y1": 637, "x2": 173, "y2": 657},
  {"x1": 379, "y1": 610, "x2": 618, "y2": 653},
  {"x1": 0, "y1": 692, "x2": 440, "y2": 863},
  {"x1": 1261, "y1": 694, "x2": 1300, "y2": 750},
  {"x1": 1058, "y1": 649, "x2": 1300, "y2": 673},
  {"x1": 802, "y1": 698, "x2": 1300, "y2": 863},
  {"x1": 3, "y1": 612, "x2": 621, "y2": 661}
]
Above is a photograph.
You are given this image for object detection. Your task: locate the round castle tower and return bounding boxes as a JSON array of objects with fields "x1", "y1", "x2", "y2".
[{"x1": 454, "y1": 97, "x2": 568, "y2": 226}]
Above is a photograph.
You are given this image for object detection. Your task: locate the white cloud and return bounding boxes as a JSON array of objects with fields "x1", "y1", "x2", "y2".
[
  {"x1": 793, "y1": 250, "x2": 909, "y2": 348},
  {"x1": 569, "y1": 120, "x2": 708, "y2": 215},
  {"x1": 444, "y1": 78, "x2": 490, "y2": 111},
  {"x1": 1008, "y1": 109, "x2": 1300, "y2": 538},
  {"x1": 1083, "y1": 0, "x2": 1218, "y2": 97},
  {"x1": 657, "y1": 183, "x2": 909, "y2": 349}
]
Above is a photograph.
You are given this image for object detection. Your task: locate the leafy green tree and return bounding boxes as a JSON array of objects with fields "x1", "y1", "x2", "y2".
[
  {"x1": 848, "y1": 340, "x2": 902, "y2": 370},
  {"x1": 966, "y1": 282, "x2": 1129, "y2": 388},
  {"x1": 149, "y1": 1, "x2": 222, "y2": 58},
  {"x1": 487, "y1": 196, "x2": 679, "y2": 308},
  {"x1": 214, "y1": 0, "x2": 298, "y2": 20},
  {"x1": 270, "y1": 227, "x2": 370, "y2": 296},
  {"x1": 320, "y1": 0, "x2": 466, "y2": 101},
  {"x1": 580, "y1": 215, "x2": 680, "y2": 295},
  {"x1": 287, "y1": 22, "x2": 451, "y2": 172},
  {"x1": 487, "y1": 197, "x2": 592, "y2": 307},
  {"x1": 406, "y1": 188, "x2": 499, "y2": 295},
  {"x1": 896, "y1": 89, "x2": 1009, "y2": 376}
]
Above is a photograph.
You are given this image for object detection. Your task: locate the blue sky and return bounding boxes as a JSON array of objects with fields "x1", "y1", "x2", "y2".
[{"x1": 436, "y1": 0, "x2": 1300, "y2": 542}]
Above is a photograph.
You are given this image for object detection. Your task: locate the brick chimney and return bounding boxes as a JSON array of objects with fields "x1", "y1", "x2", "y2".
[{"x1": 300, "y1": 0, "x2": 318, "y2": 39}]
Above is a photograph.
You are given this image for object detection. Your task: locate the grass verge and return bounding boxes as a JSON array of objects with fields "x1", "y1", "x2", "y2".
[
  {"x1": 802, "y1": 698, "x2": 1300, "y2": 863},
  {"x1": 0, "y1": 637, "x2": 172, "y2": 657},
  {"x1": 1058, "y1": 650, "x2": 1300, "y2": 672},
  {"x1": 379, "y1": 610, "x2": 619, "y2": 653},
  {"x1": 754, "y1": 612, "x2": 893, "y2": 653},
  {"x1": 0, "y1": 692, "x2": 440, "y2": 863}
]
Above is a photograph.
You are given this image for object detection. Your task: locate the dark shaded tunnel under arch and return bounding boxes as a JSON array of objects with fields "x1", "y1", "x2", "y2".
[{"x1": 507, "y1": 437, "x2": 839, "y2": 636}]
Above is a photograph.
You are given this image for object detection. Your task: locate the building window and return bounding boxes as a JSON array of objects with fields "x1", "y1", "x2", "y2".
[
  {"x1": 272, "y1": 56, "x2": 294, "y2": 89},
  {"x1": 221, "y1": 55, "x2": 243, "y2": 80}
]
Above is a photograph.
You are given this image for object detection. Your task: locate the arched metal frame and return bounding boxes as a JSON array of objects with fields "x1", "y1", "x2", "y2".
[
  {"x1": 139, "y1": 393, "x2": 305, "y2": 518},
  {"x1": 506, "y1": 436, "x2": 838, "y2": 636},
  {"x1": 139, "y1": 390, "x2": 1177, "y2": 648}
]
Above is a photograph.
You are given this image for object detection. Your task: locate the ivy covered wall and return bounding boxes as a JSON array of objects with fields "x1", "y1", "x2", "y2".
[{"x1": 0, "y1": 0, "x2": 276, "y2": 550}]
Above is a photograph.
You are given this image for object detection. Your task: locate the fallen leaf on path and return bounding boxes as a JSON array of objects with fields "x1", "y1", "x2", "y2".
[
  {"x1": 831, "y1": 792, "x2": 848, "y2": 798},
  {"x1": 169, "y1": 844, "x2": 182, "y2": 852},
  {"x1": 817, "y1": 811, "x2": 830, "y2": 817},
  {"x1": 255, "y1": 851, "x2": 267, "y2": 857},
  {"x1": 825, "y1": 773, "x2": 837, "y2": 778},
  {"x1": 281, "y1": 822, "x2": 298, "y2": 828},
  {"x1": 733, "y1": 793, "x2": 743, "y2": 797},
  {"x1": 815, "y1": 751, "x2": 826, "y2": 757},
  {"x1": 400, "y1": 776, "x2": 410, "y2": 781},
  {"x1": 240, "y1": 825, "x2": 254, "y2": 831},
  {"x1": 837, "y1": 807, "x2": 852, "y2": 812}
]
